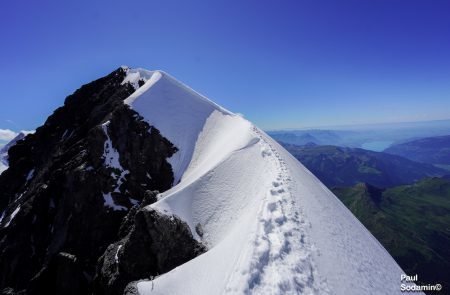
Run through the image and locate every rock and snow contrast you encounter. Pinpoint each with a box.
[0,157,6,175]
[0,132,30,174]
[121,68,416,295]
[0,67,420,295]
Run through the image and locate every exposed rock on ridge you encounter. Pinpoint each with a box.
[0,67,202,294]
[95,191,206,295]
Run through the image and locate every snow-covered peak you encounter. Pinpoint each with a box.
[123,68,228,112]
[121,67,157,90]
[120,68,418,294]
[123,67,232,184]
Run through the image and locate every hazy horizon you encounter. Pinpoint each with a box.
[264,117,450,131]
[3,117,450,150]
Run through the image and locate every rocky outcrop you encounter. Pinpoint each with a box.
[0,67,192,294]
[95,192,206,295]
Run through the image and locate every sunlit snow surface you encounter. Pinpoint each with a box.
[124,69,231,185]
[101,121,129,211]
[121,68,420,295]
[0,143,12,175]
[0,163,7,175]
[4,205,20,228]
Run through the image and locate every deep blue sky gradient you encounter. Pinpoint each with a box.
[1,0,449,131]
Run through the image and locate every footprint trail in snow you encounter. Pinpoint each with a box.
[227,127,330,295]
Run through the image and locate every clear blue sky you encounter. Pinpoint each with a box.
[1,0,449,133]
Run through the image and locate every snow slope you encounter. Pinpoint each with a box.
[124,68,231,185]
[1,140,12,174]
[0,161,6,175]
[123,68,420,295]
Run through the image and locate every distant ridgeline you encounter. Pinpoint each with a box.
[281,141,450,291]
[385,135,450,170]
[281,143,447,188]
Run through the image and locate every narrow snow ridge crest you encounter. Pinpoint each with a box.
[117,69,417,295]
[121,67,158,90]
[123,68,234,184]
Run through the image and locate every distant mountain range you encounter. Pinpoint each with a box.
[268,130,348,146]
[333,178,450,289]
[385,135,450,169]
[268,120,450,152]
[282,143,447,188]
[281,141,450,291]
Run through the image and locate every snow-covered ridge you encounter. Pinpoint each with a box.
[120,67,420,295]
[123,68,232,184]
[121,67,156,90]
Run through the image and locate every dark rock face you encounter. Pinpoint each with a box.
[28,252,89,295]
[0,68,198,294]
[94,193,206,295]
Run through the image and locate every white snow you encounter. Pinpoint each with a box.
[16,190,27,201]
[4,205,21,228]
[0,162,7,175]
[122,67,155,90]
[124,69,232,185]
[119,68,420,294]
[0,143,11,175]
[26,169,35,182]
[150,111,259,243]
[102,122,123,170]
[115,244,123,263]
[101,121,130,210]
[21,130,35,136]
[114,170,129,193]
[103,193,127,211]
